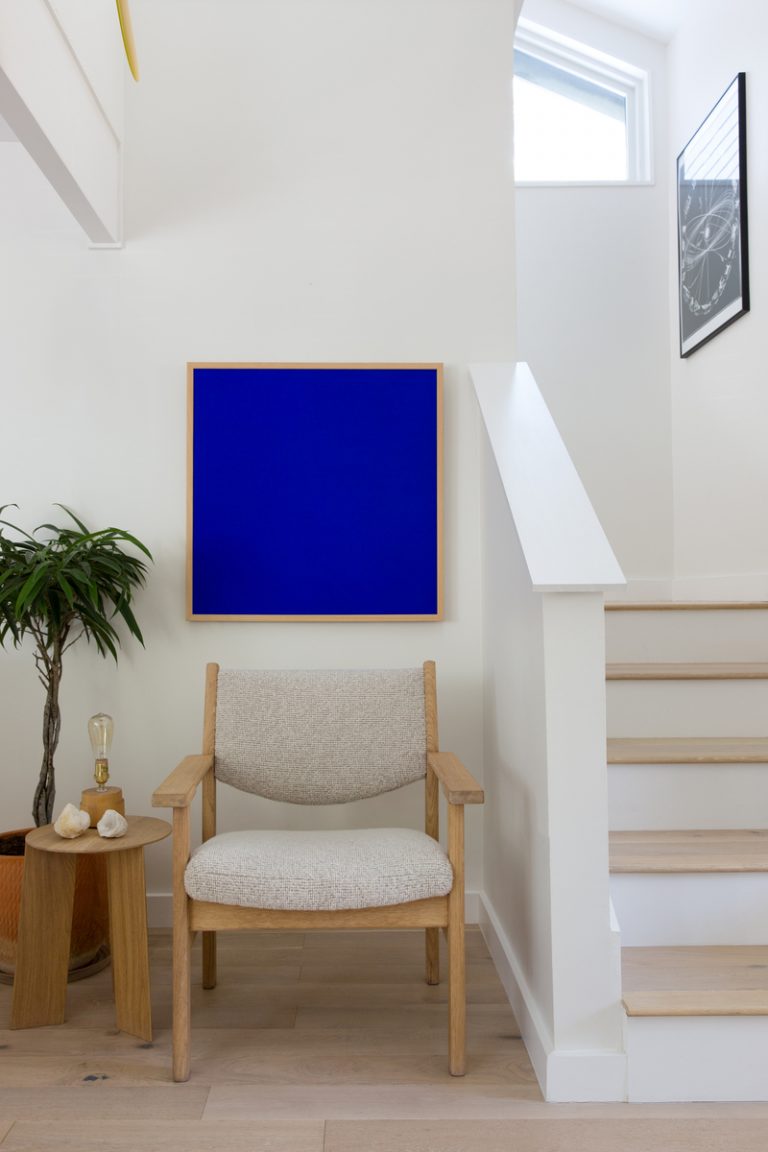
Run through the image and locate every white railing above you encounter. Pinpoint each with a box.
[471,362,625,592]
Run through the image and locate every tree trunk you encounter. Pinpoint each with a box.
[33,656,62,827]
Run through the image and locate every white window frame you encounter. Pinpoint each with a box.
[514,18,652,185]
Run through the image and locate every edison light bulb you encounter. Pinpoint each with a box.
[88,713,114,791]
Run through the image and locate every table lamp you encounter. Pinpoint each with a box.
[80,712,126,827]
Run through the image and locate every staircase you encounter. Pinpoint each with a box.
[605,602,768,1101]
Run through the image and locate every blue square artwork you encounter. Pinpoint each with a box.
[188,363,442,619]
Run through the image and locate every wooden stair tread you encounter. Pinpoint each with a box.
[605,601,768,611]
[610,829,768,873]
[608,736,768,764]
[607,662,768,680]
[622,946,768,1016]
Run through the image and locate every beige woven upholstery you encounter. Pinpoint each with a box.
[185,827,454,911]
[215,668,427,804]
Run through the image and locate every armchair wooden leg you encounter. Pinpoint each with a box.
[172,917,192,1082]
[202,931,217,990]
[447,803,466,1076]
[425,927,440,985]
[172,808,192,1082]
[448,909,466,1075]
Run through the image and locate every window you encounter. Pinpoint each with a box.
[513,20,650,184]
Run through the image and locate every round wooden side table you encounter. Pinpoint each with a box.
[11,815,170,1042]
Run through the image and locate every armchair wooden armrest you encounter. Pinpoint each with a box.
[152,754,214,809]
[427,751,484,805]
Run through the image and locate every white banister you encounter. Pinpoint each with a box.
[473,361,627,1102]
[471,362,625,590]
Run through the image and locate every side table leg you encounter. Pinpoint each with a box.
[107,846,152,1042]
[11,846,75,1029]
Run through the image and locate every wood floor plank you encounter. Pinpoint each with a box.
[0,1119,324,1151]
[609,829,768,872]
[297,959,500,985]
[203,1084,543,1120]
[0,1086,208,1119]
[203,1088,768,1122]
[293,1003,518,1035]
[324,1118,768,1152]
[0,1054,85,1088]
[179,983,506,1009]
[57,990,297,1032]
[608,737,768,764]
[0,1117,13,1143]
[0,1022,518,1062]
[190,1049,534,1087]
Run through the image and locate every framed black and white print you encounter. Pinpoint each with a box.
[677,73,749,357]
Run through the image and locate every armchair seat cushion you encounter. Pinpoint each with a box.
[184,827,454,911]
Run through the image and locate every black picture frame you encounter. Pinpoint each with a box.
[677,72,749,357]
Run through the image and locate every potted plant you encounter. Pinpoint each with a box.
[0,505,152,978]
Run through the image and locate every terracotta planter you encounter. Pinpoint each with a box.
[0,827,110,983]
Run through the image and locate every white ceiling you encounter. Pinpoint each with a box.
[566,0,694,42]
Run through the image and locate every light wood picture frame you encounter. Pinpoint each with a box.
[187,362,443,621]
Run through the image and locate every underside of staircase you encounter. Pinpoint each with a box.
[605,602,768,1101]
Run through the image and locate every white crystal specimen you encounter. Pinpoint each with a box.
[53,803,91,838]
[97,809,128,838]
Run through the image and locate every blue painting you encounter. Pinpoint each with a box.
[188,363,443,620]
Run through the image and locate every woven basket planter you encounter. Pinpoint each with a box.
[0,828,110,984]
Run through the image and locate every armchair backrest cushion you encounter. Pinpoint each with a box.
[214,667,427,804]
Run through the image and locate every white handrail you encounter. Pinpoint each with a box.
[471,362,625,591]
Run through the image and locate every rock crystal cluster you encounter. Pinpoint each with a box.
[96,809,128,838]
[53,804,91,838]
[53,804,128,839]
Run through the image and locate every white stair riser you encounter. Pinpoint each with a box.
[609,763,768,830]
[626,1015,768,1101]
[606,611,768,663]
[607,679,768,737]
[611,873,768,946]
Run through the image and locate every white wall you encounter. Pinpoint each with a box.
[515,0,673,580]
[0,0,519,902]
[669,1,768,578]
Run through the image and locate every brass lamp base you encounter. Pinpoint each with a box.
[80,786,125,828]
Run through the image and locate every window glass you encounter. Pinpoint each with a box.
[514,23,650,184]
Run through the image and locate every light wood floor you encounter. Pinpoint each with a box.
[2,929,768,1150]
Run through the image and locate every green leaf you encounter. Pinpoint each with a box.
[54,505,89,534]
[14,562,53,616]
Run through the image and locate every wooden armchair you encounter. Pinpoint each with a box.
[152,661,483,1081]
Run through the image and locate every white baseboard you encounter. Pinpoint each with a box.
[147,892,173,928]
[477,891,626,1102]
